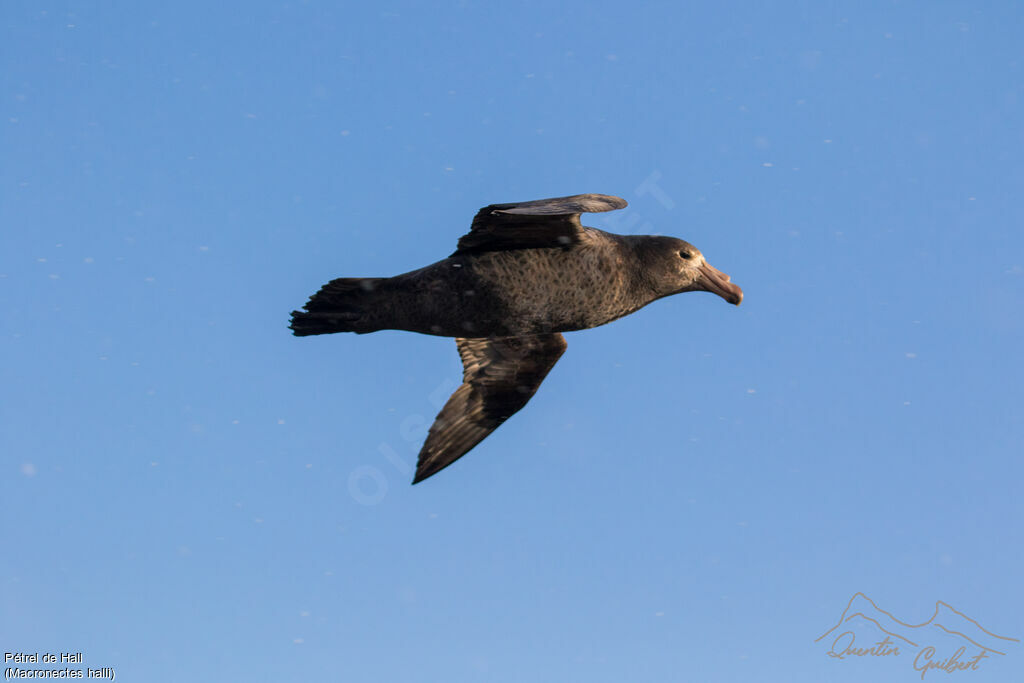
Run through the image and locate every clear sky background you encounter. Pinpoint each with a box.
[2,2,1022,682]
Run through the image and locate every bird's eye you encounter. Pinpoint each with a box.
[679,249,694,260]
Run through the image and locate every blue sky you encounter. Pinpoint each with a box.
[2,2,1022,681]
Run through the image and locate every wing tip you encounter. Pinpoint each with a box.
[585,193,628,210]
[411,459,445,485]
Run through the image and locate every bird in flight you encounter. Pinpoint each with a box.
[291,194,742,483]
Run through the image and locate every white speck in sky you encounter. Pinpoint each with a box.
[83,257,94,263]
[905,352,917,359]
[747,388,756,394]
[21,463,37,477]
[762,162,773,167]
[292,638,304,644]
[277,419,285,425]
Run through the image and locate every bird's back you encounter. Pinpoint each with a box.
[463,228,652,334]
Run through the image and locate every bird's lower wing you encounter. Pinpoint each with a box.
[413,334,568,484]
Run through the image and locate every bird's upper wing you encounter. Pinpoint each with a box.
[413,333,568,483]
[453,193,627,255]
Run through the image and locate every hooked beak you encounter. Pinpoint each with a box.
[695,261,743,305]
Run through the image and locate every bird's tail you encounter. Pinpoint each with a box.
[290,277,387,336]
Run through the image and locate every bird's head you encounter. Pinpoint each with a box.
[633,236,743,305]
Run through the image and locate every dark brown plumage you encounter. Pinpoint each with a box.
[291,193,742,483]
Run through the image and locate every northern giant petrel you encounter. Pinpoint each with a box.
[290,194,743,483]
